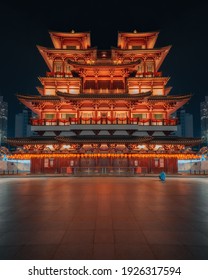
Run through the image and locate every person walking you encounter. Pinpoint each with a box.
[159,171,166,182]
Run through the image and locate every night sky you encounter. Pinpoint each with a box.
[1,0,208,137]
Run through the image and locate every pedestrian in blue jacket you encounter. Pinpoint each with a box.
[159,171,166,182]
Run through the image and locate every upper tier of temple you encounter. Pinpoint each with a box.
[18,29,190,121]
[38,30,171,73]
[49,29,159,50]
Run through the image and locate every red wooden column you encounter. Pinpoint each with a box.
[76,102,80,120]
[56,109,59,121]
[149,107,152,123]
[165,109,168,119]
[94,102,98,120]
[62,59,65,74]
[128,103,132,121]
[110,103,114,120]
[173,158,178,173]
[153,58,156,74]
[164,158,168,173]
[30,158,34,173]
[139,82,141,93]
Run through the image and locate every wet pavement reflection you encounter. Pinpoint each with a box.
[0,177,208,260]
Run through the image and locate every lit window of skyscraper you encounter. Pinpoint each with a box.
[200,96,208,145]
[0,96,8,145]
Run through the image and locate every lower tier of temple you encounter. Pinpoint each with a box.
[30,156,178,175]
[6,135,201,175]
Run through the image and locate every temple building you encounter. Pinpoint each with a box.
[7,29,201,174]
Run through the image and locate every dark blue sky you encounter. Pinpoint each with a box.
[1,0,208,137]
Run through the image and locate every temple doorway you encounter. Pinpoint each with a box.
[74,157,132,175]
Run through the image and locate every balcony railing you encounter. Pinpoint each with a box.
[46,71,162,79]
[46,72,71,78]
[30,117,178,126]
[83,89,124,94]
[135,72,162,78]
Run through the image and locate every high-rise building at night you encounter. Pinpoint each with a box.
[175,108,193,137]
[15,109,34,138]
[200,96,208,145]
[0,96,8,145]
[7,29,201,174]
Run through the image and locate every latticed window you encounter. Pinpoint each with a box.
[154,158,159,167]
[61,113,76,119]
[65,65,71,73]
[44,158,49,168]
[137,64,144,73]
[55,64,62,72]
[49,158,54,167]
[154,114,163,119]
[82,112,93,118]
[116,112,126,118]
[132,114,147,119]
[44,158,54,168]
[45,114,55,119]
[54,60,63,72]
[145,57,154,73]
[159,158,164,168]
[146,64,153,72]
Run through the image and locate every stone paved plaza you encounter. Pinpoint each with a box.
[0,176,208,260]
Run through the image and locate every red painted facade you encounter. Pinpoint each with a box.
[30,156,178,175]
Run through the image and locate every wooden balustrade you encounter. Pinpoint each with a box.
[30,117,178,126]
